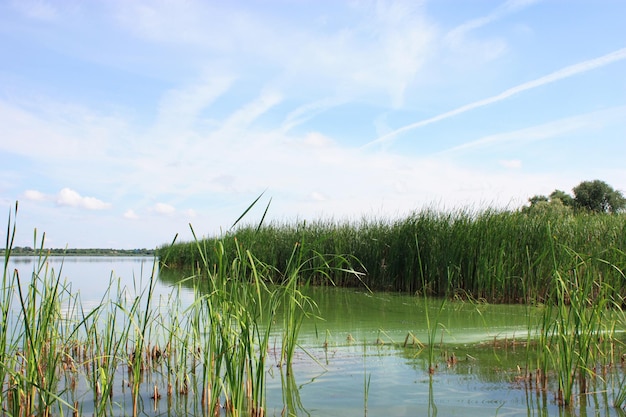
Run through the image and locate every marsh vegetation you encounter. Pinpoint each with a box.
[159,208,626,303]
[2,201,626,416]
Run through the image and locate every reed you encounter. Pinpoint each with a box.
[79,274,139,416]
[528,225,625,408]
[159,208,626,303]
[0,203,17,414]
[1,206,85,417]
[417,236,446,374]
[3,199,625,415]
[612,294,626,410]
[179,220,334,415]
[0,200,337,416]
[614,372,626,409]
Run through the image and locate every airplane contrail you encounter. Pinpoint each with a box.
[363,47,626,148]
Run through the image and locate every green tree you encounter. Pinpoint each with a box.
[572,179,626,213]
[528,195,549,205]
[523,195,571,215]
[549,189,575,207]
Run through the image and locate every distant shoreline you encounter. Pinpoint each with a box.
[0,248,155,257]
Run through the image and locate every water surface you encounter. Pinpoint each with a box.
[3,256,624,416]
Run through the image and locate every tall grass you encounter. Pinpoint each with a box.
[524,224,626,408]
[0,201,360,416]
[159,204,626,410]
[2,201,626,414]
[159,209,626,303]
[173,222,361,416]
[0,203,16,414]
[1,203,83,416]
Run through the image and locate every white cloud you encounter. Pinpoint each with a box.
[23,189,47,202]
[156,74,234,132]
[3,0,626,251]
[442,106,626,154]
[301,132,334,148]
[445,0,542,44]
[123,209,139,220]
[153,203,176,215]
[22,188,111,210]
[0,99,125,162]
[499,159,522,169]
[311,192,327,202]
[281,98,345,133]
[56,188,111,210]
[113,1,436,106]
[365,47,626,147]
[218,90,283,133]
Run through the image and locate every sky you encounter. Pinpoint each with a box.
[1,0,625,249]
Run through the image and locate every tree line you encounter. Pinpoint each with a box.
[0,247,155,256]
[524,179,625,214]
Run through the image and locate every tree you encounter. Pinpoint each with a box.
[549,189,575,208]
[523,194,571,215]
[528,195,549,205]
[572,179,626,213]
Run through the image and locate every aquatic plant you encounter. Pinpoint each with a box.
[159,208,626,303]
[417,236,446,374]
[0,200,357,417]
[528,225,625,408]
[1,204,81,416]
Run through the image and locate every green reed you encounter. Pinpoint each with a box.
[3,199,625,415]
[416,235,447,374]
[81,275,138,416]
[1,204,86,417]
[182,222,325,416]
[277,242,316,372]
[612,287,626,410]
[159,209,626,303]
[0,203,17,414]
[527,225,625,408]
[1,199,351,417]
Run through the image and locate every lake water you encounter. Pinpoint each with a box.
[3,256,625,417]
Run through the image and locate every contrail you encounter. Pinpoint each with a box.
[363,47,626,148]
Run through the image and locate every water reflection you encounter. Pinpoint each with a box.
[428,376,437,417]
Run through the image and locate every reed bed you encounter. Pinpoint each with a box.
[0,203,360,417]
[3,200,626,414]
[524,234,626,408]
[159,208,626,303]
[159,204,626,410]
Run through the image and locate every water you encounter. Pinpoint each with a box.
[272,287,626,417]
[2,256,625,416]
[6,255,169,301]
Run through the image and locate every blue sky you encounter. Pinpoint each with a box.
[1,0,625,249]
